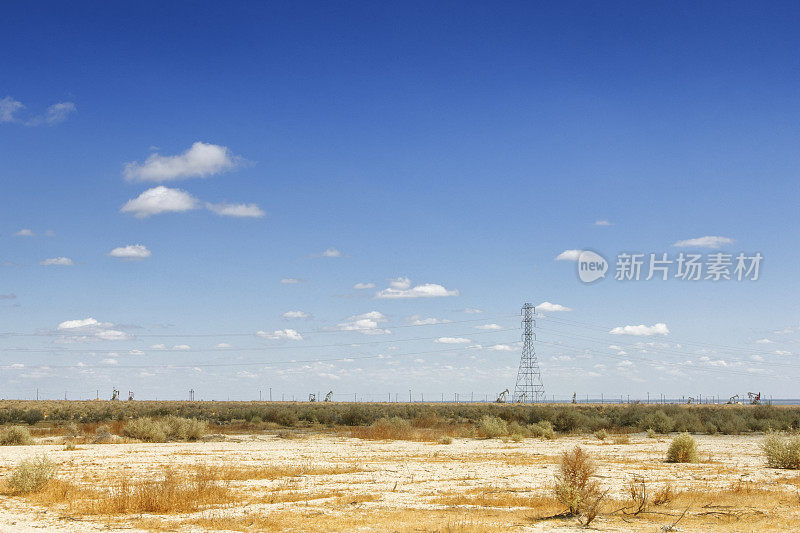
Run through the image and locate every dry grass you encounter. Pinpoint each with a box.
[211,462,363,481]
[433,486,561,511]
[350,417,454,442]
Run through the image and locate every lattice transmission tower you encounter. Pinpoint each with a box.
[512,303,545,402]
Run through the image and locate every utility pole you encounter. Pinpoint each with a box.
[512,303,545,402]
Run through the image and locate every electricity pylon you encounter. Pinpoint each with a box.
[512,303,545,402]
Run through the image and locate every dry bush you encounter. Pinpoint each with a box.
[653,483,676,506]
[529,420,555,439]
[666,432,698,463]
[213,462,361,481]
[762,432,800,469]
[594,429,609,440]
[93,425,113,443]
[7,455,57,494]
[612,434,631,445]
[510,433,524,442]
[478,416,508,438]
[625,477,648,515]
[351,417,413,440]
[646,428,657,439]
[64,441,77,451]
[122,416,207,442]
[438,436,453,445]
[0,426,33,445]
[554,446,600,516]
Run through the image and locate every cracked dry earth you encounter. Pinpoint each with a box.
[0,433,798,532]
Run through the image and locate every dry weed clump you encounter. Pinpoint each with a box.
[594,429,609,440]
[478,416,508,438]
[93,425,113,443]
[7,455,57,494]
[762,432,800,469]
[0,425,33,445]
[123,416,207,442]
[554,446,602,517]
[666,432,698,463]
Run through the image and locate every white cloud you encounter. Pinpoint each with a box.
[215,343,232,348]
[537,301,572,312]
[0,96,24,123]
[14,229,35,237]
[435,337,472,344]
[206,202,265,218]
[257,329,303,341]
[462,308,483,314]
[40,257,74,266]
[555,249,583,261]
[375,277,459,299]
[353,282,376,290]
[41,102,76,125]
[489,344,514,351]
[336,311,390,335]
[321,247,342,258]
[173,344,191,351]
[108,244,151,260]
[129,349,145,355]
[409,315,451,326]
[594,220,612,226]
[121,186,199,218]
[281,278,303,284]
[610,323,670,336]
[672,236,734,249]
[475,323,502,330]
[101,358,118,365]
[282,310,309,319]
[57,317,132,341]
[150,344,167,349]
[754,338,773,344]
[775,350,792,356]
[124,142,242,182]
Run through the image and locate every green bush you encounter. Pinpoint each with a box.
[529,420,556,439]
[666,432,698,463]
[478,415,508,438]
[642,410,673,434]
[123,416,207,442]
[8,455,57,494]
[93,425,114,443]
[438,435,453,445]
[594,429,608,440]
[762,432,800,469]
[0,426,33,445]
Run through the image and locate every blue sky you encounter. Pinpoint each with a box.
[1,1,799,401]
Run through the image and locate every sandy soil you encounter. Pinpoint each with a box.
[0,433,795,532]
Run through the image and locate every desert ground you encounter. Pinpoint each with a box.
[0,430,798,532]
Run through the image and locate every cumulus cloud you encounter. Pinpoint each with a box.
[537,301,572,312]
[121,186,199,218]
[409,315,451,326]
[335,311,390,335]
[256,329,303,341]
[375,277,459,299]
[173,344,191,351]
[609,323,670,336]
[435,337,472,344]
[282,310,309,319]
[0,96,24,123]
[14,229,34,237]
[462,308,483,314]
[321,247,342,258]
[594,220,612,226]
[56,317,132,341]
[215,343,232,348]
[353,282,376,290]
[108,244,151,260]
[206,202,265,218]
[281,278,303,284]
[123,142,242,182]
[489,344,514,351]
[555,249,583,261]
[754,338,773,344]
[39,257,74,266]
[0,97,75,125]
[475,323,503,330]
[672,236,733,249]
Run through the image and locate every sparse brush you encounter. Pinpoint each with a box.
[122,417,207,442]
[437,436,453,445]
[510,433,524,442]
[625,477,648,516]
[478,416,508,438]
[652,483,675,505]
[528,420,555,440]
[762,432,800,469]
[554,446,600,516]
[612,434,631,445]
[666,432,698,463]
[64,441,77,451]
[594,429,608,440]
[8,455,57,494]
[0,426,33,446]
[646,428,657,439]
[93,425,113,443]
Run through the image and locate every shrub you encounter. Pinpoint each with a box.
[666,432,698,463]
[642,410,673,434]
[64,441,77,451]
[438,436,453,445]
[529,420,555,439]
[7,455,57,494]
[762,432,800,469]
[478,416,507,438]
[554,446,600,516]
[0,426,33,445]
[122,417,207,442]
[93,425,114,443]
[646,428,656,439]
[510,433,524,442]
[612,434,631,445]
[594,429,608,440]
